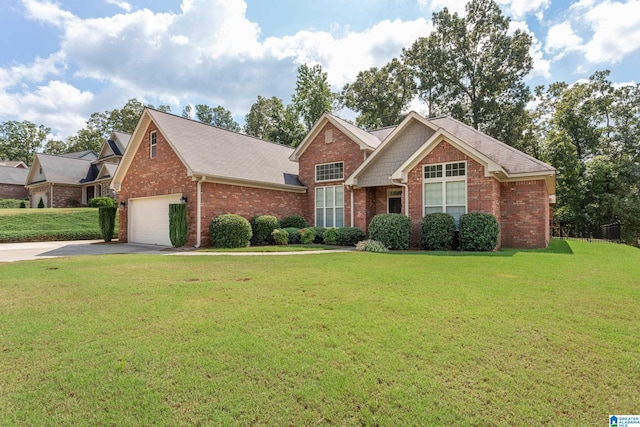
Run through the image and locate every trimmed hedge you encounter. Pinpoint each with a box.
[169,203,188,247]
[0,199,26,209]
[0,230,103,243]
[209,214,252,248]
[368,213,412,250]
[88,197,116,208]
[309,227,326,244]
[284,227,301,244]
[336,227,366,246]
[250,215,279,246]
[300,228,316,244]
[459,212,499,251]
[280,215,307,229]
[98,206,117,242]
[271,228,289,245]
[420,213,456,250]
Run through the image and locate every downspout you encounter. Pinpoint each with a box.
[392,178,409,217]
[349,185,354,227]
[195,176,206,248]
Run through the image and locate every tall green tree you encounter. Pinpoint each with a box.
[292,64,334,131]
[341,58,416,130]
[194,104,241,132]
[0,120,50,165]
[402,0,533,145]
[244,96,305,146]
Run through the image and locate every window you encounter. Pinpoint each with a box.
[315,186,344,227]
[150,131,157,158]
[423,161,467,224]
[315,162,344,182]
[388,189,402,214]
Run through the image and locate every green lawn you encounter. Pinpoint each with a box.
[0,240,638,425]
[200,244,338,252]
[0,208,117,242]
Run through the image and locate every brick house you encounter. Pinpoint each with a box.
[112,108,555,248]
[0,163,29,200]
[25,132,130,208]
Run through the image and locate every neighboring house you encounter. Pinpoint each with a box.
[0,164,29,199]
[0,160,28,169]
[25,132,131,208]
[112,108,555,248]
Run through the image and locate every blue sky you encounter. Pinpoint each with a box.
[1,0,639,140]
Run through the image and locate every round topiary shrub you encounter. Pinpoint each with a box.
[37,197,44,208]
[323,228,338,245]
[420,212,456,250]
[458,212,499,251]
[88,197,116,208]
[336,227,366,246]
[280,215,307,229]
[300,228,316,244]
[283,227,301,244]
[209,214,252,248]
[368,213,412,250]
[250,215,279,246]
[271,228,289,245]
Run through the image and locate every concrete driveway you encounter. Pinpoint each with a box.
[0,240,170,263]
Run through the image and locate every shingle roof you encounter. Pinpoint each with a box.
[61,150,98,161]
[0,160,27,168]
[33,154,93,185]
[428,116,555,174]
[147,109,302,187]
[368,126,396,142]
[0,165,29,185]
[326,114,383,150]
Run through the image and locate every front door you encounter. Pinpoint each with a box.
[388,197,402,214]
[86,186,94,204]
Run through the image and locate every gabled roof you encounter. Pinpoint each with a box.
[112,108,304,192]
[0,164,29,185]
[26,153,93,187]
[60,150,98,161]
[345,112,555,193]
[0,160,28,168]
[97,131,131,161]
[290,113,383,161]
[98,163,117,180]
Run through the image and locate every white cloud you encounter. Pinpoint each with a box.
[22,0,76,27]
[545,23,583,55]
[582,0,640,63]
[106,0,132,12]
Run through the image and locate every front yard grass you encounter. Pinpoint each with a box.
[200,244,338,252]
[0,208,118,242]
[0,240,638,425]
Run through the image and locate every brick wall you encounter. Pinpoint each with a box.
[0,183,27,199]
[500,180,550,248]
[117,121,197,244]
[52,185,83,207]
[406,140,501,247]
[298,122,368,227]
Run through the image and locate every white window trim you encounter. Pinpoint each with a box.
[422,161,468,218]
[315,161,344,182]
[315,185,344,228]
[150,131,157,159]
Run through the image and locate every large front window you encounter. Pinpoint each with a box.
[423,162,467,224]
[315,186,344,227]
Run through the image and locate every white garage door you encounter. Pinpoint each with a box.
[129,194,182,245]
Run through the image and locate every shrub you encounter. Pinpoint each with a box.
[284,227,301,244]
[169,203,188,247]
[280,215,307,229]
[355,239,389,252]
[209,214,252,248]
[309,226,326,243]
[271,228,289,245]
[368,213,412,250]
[250,215,279,246]
[336,227,366,246]
[459,212,500,251]
[19,201,25,208]
[0,199,24,209]
[420,213,456,250]
[37,197,44,208]
[88,197,116,208]
[98,206,117,242]
[323,228,338,245]
[300,228,316,244]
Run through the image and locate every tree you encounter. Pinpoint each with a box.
[0,120,50,165]
[341,58,416,130]
[43,139,68,155]
[402,0,533,145]
[292,64,334,131]
[194,104,241,132]
[244,96,285,140]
